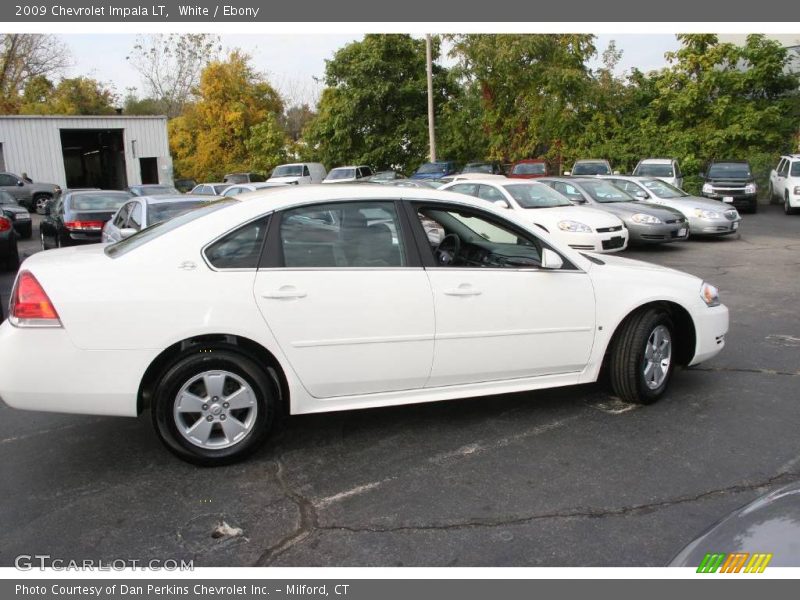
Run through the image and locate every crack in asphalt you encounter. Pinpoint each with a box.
[690,366,799,376]
[253,456,319,566]
[313,471,800,535]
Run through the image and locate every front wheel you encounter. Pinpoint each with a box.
[785,194,797,215]
[34,195,51,215]
[152,347,276,466]
[608,309,675,404]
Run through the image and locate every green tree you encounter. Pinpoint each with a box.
[169,51,286,180]
[303,34,454,173]
[19,76,117,115]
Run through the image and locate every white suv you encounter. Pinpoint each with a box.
[632,158,684,189]
[769,155,800,215]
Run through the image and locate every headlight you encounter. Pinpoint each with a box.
[744,183,756,194]
[631,213,662,225]
[693,208,720,219]
[557,220,592,233]
[793,186,800,196]
[702,183,713,194]
[700,282,720,307]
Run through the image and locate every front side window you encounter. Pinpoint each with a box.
[477,185,505,202]
[551,181,585,203]
[449,183,478,197]
[279,201,405,269]
[415,205,542,269]
[205,217,270,269]
[128,203,143,230]
[779,160,790,177]
[114,203,134,227]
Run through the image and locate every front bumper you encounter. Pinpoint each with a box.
[689,304,729,366]
[702,191,757,210]
[626,221,689,244]
[688,215,741,236]
[0,322,154,417]
[562,227,629,253]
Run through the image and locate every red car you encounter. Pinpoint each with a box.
[508,159,550,179]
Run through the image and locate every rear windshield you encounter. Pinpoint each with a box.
[224,174,248,184]
[327,168,356,180]
[635,164,674,177]
[708,163,751,178]
[512,162,546,175]
[105,199,237,258]
[572,162,611,175]
[463,163,493,173]
[149,200,209,225]
[68,193,130,211]
[416,163,447,175]
[503,184,571,208]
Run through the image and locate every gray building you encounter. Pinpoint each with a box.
[0,115,173,189]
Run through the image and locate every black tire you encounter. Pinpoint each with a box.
[608,308,675,405]
[33,194,51,215]
[151,346,276,466]
[785,194,796,216]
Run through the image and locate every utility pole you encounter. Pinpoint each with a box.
[425,34,436,163]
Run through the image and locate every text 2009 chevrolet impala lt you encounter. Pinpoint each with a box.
[0,186,729,465]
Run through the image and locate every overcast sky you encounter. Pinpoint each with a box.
[60,34,682,107]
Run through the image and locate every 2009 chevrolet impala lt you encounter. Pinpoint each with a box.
[0,186,729,465]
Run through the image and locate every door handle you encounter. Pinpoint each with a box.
[261,286,307,299]
[444,284,482,297]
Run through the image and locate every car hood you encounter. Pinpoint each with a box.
[519,205,622,230]
[591,201,683,220]
[669,482,800,568]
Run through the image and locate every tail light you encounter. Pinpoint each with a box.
[9,271,62,328]
[64,220,105,231]
[0,216,11,232]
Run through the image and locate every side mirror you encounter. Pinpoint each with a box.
[635,190,648,199]
[17,180,24,187]
[563,171,571,176]
[540,249,564,270]
[119,227,137,239]
[493,199,510,209]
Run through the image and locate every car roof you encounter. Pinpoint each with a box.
[67,190,131,196]
[638,158,673,164]
[574,159,609,163]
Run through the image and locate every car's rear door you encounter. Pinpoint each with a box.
[408,201,596,387]
[253,199,435,398]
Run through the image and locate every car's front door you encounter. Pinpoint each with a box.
[253,200,435,398]
[410,203,596,387]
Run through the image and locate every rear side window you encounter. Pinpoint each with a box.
[205,217,270,269]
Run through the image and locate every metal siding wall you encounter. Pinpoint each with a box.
[0,117,170,188]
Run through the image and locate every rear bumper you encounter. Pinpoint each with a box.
[0,322,154,417]
[689,304,729,366]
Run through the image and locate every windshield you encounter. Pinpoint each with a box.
[503,183,572,208]
[512,162,546,175]
[416,163,447,175]
[572,162,611,175]
[149,200,210,225]
[791,162,800,177]
[635,164,674,177]
[272,165,303,177]
[708,163,751,179]
[68,193,131,211]
[105,199,237,258]
[463,163,493,173]
[640,179,688,199]
[327,168,356,180]
[578,180,634,203]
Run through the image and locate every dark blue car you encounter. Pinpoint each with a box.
[410,161,459,180]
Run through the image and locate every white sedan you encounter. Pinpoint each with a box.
[0,186,729,465]
[442,179,629,253]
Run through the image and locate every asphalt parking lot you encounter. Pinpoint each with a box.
[0,207,798,568]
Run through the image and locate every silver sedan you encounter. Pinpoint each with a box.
[603,176,742,237]
[102,194,219,243]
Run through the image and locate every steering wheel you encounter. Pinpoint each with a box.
[435,233,461,266]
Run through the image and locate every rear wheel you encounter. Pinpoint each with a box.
[34,195,51,215]
[608,308,675,404]
[151,347,276,466]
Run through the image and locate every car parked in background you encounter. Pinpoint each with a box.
[40,190,132,249]
[0,214,19,271]
[566,160,614,176]
[461,161,506,175]
[0,190,32,239]
[508,159,550,179]
[368,170,406,182]
[768,154,800,215]
[410,161,460,180]
[102,195,215,243]
[442,179,629,253]
[191,183,230,196]
[269,162,327,185]
[224,172,266,184]
[0,172,61,214]
[221,182,290,196]
[602,176,741,237]
[125,184,180,197]
[174,178,197,193]
[323,165,374,183]
[0,184,729,464]
[632,158,684,189]
[700,160,758,213]
[540,177,688,245]
[383,179,440,189]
